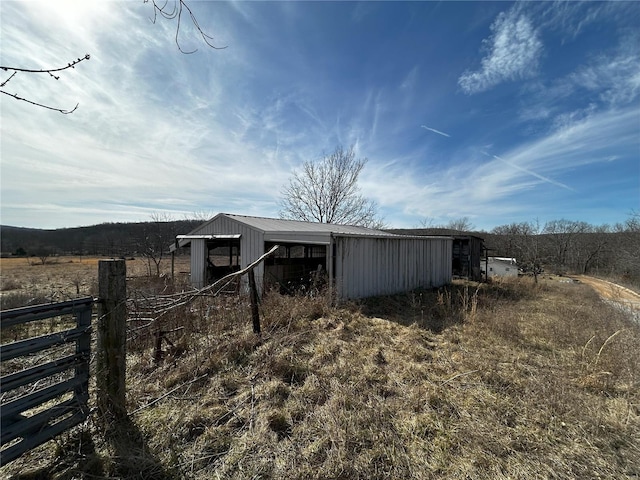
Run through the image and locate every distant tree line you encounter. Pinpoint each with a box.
[483,213,640,284]
[0,218,200,269]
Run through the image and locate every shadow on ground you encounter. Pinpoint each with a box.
[8,415,174,480]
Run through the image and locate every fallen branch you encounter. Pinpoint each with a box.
[131,244,280,322]
[129,374,207,416]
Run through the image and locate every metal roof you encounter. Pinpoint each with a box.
[176,234,241,240]
[198,213,398,237]
[170,233,242,252]
[171,215,452,254]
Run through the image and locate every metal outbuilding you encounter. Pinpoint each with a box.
[171,213,452,300]
[388,229,485,282]
[483,257,519,279]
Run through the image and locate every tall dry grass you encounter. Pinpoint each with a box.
[2,275,639,479]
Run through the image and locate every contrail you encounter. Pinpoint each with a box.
[490,153,574,191]
[421,125,451,138]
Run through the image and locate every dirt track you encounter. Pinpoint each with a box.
[571,275,640,317]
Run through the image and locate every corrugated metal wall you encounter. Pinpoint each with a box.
[334,236,452,299]
[190,239,207,288]
[190,215,265,290]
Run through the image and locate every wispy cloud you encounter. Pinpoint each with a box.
[366,105,638,227]
[459,8,542,94]
[533,1,637,41]
[421,125,451,138]
[1,1,635,230]
[570,38,640,106]
[515,32,640,139]
[487,154,573,191]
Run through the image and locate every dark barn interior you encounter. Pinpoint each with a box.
[264,242,327,293]
[206,238,241,283]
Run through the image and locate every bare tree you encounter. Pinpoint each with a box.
[624,209,640,232]
[185,210,215,222]
[30,245,56,266]
[573,226,610,275]
[543,219,589,273]
[612,210,640,280]
[417,217,436,228]
[415,216,474,231]
[279,145,383,228]
[491,220,544,282]
[491,222,525,258]
[445,217,475,232]
[140,212,176,277]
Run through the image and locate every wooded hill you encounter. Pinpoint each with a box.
[0,220,200,257]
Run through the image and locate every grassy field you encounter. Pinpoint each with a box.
[1,259,639,479]
[0,256,191,310]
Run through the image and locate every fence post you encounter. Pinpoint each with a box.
[97,259,127,424]
[248,269,261,334]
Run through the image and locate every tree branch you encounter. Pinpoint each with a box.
[146,0,227,53]
[0,54,90,75]
[0,54,90,114]
[0,90,79,114]
[0,71,17,87]
[2,0,223,115]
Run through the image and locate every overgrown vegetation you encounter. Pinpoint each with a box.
[2,275,638,479]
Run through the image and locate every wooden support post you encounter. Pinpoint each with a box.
[97,259,127,424]
[248,269,261,334]
[154,330,163,363]
[171,251,175,283]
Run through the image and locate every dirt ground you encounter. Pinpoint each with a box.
[570,274,640,316]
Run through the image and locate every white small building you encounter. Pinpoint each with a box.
[171,213,453,300]
[483,257,518,278]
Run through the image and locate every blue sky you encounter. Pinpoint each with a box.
[1,1,638,230]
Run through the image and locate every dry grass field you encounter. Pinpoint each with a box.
[0,256,191,310]
[1,259,639,479]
